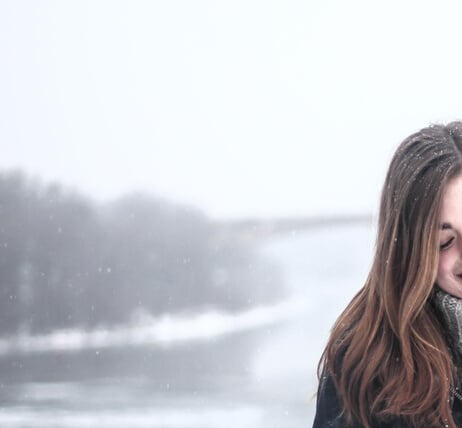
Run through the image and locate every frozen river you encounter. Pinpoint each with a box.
[0,221,374,427]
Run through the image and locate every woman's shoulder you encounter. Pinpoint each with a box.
[312,370,345,428]
[312,371,411,428]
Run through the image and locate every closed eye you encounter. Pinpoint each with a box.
[440,237,455,251]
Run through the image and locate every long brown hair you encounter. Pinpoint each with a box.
[319,122,462,427]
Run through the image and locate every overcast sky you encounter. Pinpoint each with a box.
[2,0,462,219]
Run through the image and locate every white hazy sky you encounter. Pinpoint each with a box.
[2,0,462,219]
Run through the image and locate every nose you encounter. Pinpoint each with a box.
[457,238,462,253]
[454,239,462,268]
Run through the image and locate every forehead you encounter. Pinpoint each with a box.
[440,175,462,222]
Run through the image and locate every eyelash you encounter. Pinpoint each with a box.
[440,237,455,251]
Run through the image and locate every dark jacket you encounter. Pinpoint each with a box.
[313,372,462,427]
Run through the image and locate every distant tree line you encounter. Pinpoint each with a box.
[0,171,285,335]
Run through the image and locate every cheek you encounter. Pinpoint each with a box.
[437,252,454,281]
[436,250,462,297]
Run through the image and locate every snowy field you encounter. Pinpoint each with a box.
[0,222,374,427]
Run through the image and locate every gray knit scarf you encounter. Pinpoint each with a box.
[432,287,462,358]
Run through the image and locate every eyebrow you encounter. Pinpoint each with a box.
[441,222,453,230]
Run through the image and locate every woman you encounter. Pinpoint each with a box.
[313,122,462,427]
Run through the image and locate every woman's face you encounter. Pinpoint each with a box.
[437,174,462,298]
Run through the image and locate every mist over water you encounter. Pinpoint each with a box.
[256,222,374,424]
[0,221,374,427]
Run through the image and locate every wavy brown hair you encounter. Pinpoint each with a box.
[318,122,462,427]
